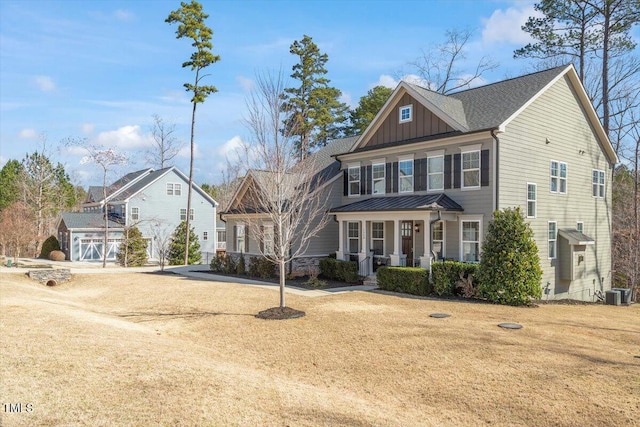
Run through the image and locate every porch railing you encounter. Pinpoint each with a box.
[358,256,370,277]
[216,241,226,250]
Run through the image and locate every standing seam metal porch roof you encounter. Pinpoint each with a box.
[330,194,463,213]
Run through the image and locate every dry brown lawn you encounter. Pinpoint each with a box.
[1,272,639,426]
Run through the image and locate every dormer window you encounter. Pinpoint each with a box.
[399,104,413,123]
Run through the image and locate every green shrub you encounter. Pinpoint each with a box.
[236,252,246,275]
[305,276,327,288]
[39,235,60,259]
[377,267,430,295]
[478,207,543,306]
[223,255,237,274]
[117,226,148,267]
[319,258,359,283]
[210,253,225,273]
[248,256,276,279]
[168,221,201,265]
[431,261,479,296]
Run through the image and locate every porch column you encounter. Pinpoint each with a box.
[358,220,370,275]
[390,219,402,266]
[336,219,345,261]
[420,214,432,269]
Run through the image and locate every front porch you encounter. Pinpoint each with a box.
[330,194,482,276]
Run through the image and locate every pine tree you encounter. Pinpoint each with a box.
[168,221,202,265]
[282,35,348,160]
[117,226,148,267]
[348,86,393,135]
[478,207,543,306]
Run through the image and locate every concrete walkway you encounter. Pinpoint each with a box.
[0,258,377,298]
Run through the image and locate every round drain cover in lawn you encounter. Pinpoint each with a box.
[498,322,523,329]
[430,313,451,318]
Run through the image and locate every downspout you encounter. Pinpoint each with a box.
[491,129,500,212]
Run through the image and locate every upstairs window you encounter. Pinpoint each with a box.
[180,208,194,221]
[203,231,208,241]
[548,221,557,259]
[592,169,605,198]
[550,161,567,194]
[174,183,182,196]
[131,207,139,221]
[576,222,584,234]
[348,167,360,196]
[167,183,174,195]
[399,104,413,123]
[527,183,536,218]
[372,163,385,194]
[399,159,414,193]
[462,150,480,189]
[427,155,444,191]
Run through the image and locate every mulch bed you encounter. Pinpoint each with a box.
[255,306,306,320]
[195,271,361,290]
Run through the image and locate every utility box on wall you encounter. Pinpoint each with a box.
[558,229,594,282]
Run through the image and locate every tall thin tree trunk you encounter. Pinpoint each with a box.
[184,74,198,265]
[601,1,610,136]
[279,259,286,308]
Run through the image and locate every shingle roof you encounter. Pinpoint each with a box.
[110,167,173,201]
[559,228,595,245]
[407,83,468,129]
[60,212,124,230]
[330,194,463,213]
[447,65,567,131]
[85,168,151,203]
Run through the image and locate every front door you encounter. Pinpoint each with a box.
[401,221,414,266]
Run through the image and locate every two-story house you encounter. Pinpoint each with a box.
[57,166,218,263]
[330,64,617,301]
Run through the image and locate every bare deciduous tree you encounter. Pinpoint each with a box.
[408,28,499,94]
[235,70,333,311]
[0,202,35,258]
[146,114,183,169]
[151,221,174,272]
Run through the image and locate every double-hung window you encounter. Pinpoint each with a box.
[131,207,139,221]
[576,222,584,234]
[348,222,360,253]
[263,223,274,255]
[236,225,245,252]
[371,222,384,255]
[174,183,182,196]
[348,166,360,196]
[167,183,174,195]
[372,163,385,194]
[432,221,444,260]
[461,220,481,262]
[399,159,414,193]
[527,183,536,218]
[592,170,605,198]
[548,222,557,259]
[550,161,567,193]
[462,150,480,189]
[180,208,194,221]
[203,231,208,241]
[427,155,444,191]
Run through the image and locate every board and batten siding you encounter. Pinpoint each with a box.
[303,178,342,256]
[128,170,217,258]
[363,93,456,148]
[499,74,613,300]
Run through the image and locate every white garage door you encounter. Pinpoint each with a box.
[79,239,122,261]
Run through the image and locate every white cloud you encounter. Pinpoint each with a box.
[481,5,541,45]
[236,76,254,92]
[96,125,153,149]
[0,156,6,168]
[19,128,38,139]
[372,74,399,89]
[178,143,202,159]
[114,9,133,22]
[454,74,489,90]
[34,75,56,92]
[340,92,355,109]
[81,123,95,134]
[62,145,90,157]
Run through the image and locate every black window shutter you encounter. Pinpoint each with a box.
[343,170,348,196]
[453,153,461,189]
[244,227,249,253]
[415,158,427,192]
[385,162,392,193]
[444,155,452,189]
[481,149,490,187]
[360,165,366,195]
[366,165,372,194]
[392,162,399,193]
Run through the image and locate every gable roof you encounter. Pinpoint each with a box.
[60,212,124,230]
[350,65,617,164]
[83,167,218,207]
[225,135,359,215]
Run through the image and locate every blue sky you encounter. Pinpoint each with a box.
[1,0,581,186]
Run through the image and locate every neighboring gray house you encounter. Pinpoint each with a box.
[58,166,218,262]
[330,64,617,301]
